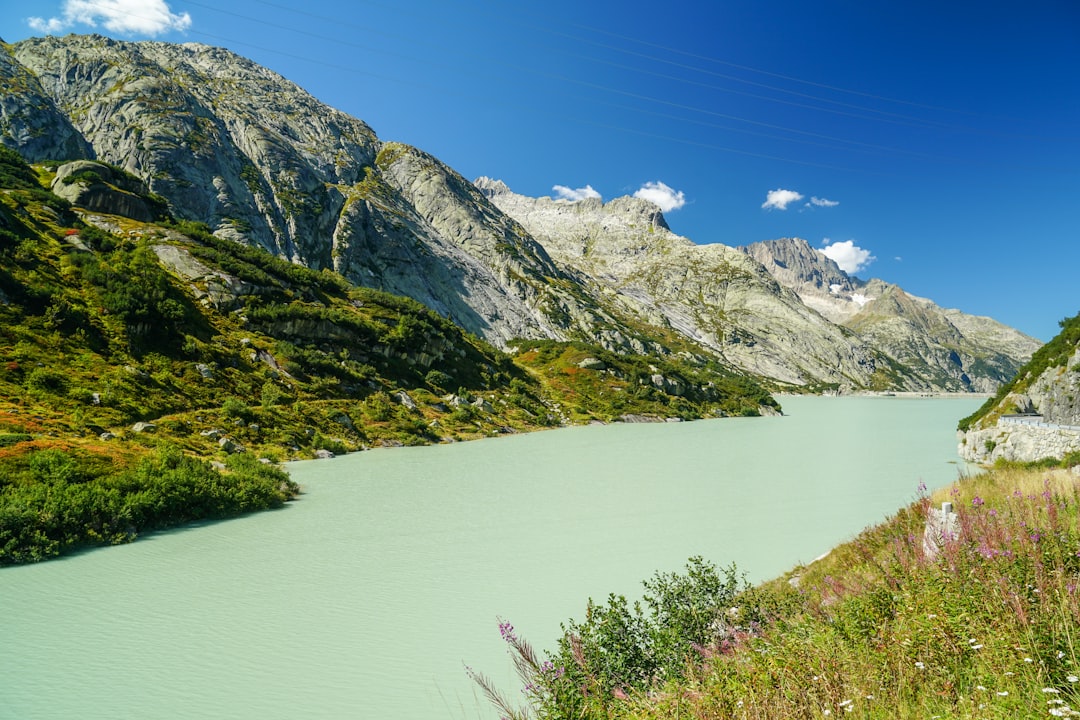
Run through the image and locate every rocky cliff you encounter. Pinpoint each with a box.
[2,34,629,347]
[959,313,1080,464]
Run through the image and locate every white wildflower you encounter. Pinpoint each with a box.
[971,644,984,650]
[1045,688,1062,693]
[997,690,1009,696]
[1068,675,1079,683]
[977,685,987,691]
[839,700,852,706]
[915,661,926,669]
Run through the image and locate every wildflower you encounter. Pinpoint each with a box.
[988,508,998,517]
[1044,688,1062,694]
[823,710,831,716]
[1026,657,1035,663]
[865,695,874,700]
[997,691,1009,696]
[1005,671,1016,676]
[1058,651,1066,659]
[971,644,984,650]
[1068,675,1079,683]
[736,700,744,707]
[977,685,987,691]
[972,496,984,507]
[915,661,926,669]
[839,700,852,707]
[1049,708,1068,717]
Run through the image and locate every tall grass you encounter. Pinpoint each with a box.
[481,466,1080,718]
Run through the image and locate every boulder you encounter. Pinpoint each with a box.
[51,161,157,221]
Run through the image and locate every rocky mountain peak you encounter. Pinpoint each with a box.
[473,176,511,196]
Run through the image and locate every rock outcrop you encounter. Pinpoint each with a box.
[959,316,1080,464]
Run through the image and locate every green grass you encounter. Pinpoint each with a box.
[481,464,1080,719]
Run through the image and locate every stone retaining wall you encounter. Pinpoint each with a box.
[959,422,1080,464]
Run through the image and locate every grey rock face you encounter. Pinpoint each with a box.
[0,43,91,161]
[4,35,634,349]
[51,160,156,221]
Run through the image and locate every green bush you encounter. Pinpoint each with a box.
[0,446,296,564]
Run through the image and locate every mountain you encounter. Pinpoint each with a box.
[958,312,1080,464]
[741,238,1041,392]
[478,181,1039,392]
[0,34,1038,393]
[0,145,779,563]
[3,34,627,349]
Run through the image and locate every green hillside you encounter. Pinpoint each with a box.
[0,148,775,563]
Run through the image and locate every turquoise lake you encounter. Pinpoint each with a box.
[0,395,982,719]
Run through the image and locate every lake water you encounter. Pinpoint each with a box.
[0,395,981,719]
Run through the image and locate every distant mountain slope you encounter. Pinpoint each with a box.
[741,238,1041,392]
[476,178,892,389]
[479,180,1038,392]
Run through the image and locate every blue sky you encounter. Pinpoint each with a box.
[3,0,1078,340]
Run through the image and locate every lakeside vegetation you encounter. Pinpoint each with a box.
[478,461,1080,719]
[0,147,778,564]
[959,312,1080,432]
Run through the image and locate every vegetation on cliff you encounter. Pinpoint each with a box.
[0,147,776,563]
[959,312,1080,432]
[479,465,1080,718]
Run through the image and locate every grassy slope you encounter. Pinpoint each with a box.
[488,463,1080,719]
[0,148,776,563]
[959,312,1080,431]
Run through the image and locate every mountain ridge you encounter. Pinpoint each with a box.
[479,179,1039,392]
[1,33,1039,393]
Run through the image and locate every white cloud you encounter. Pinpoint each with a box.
[552,184,601,202]
[27,16,68,33]
[634,181,686,212]
[821,239,876,275]
[809,196,839,208]
[28,0,192,37]
[761,188,804,211]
